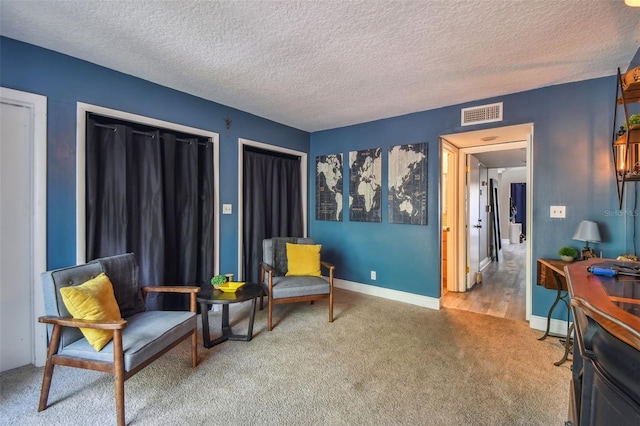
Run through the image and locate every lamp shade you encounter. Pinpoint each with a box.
[572,220,601,243]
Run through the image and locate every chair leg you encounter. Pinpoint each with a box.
[113,330,126,426]
[268,298,273,331]
[191,329,198,367]
[38,324,62,412]
[329,292,334,323]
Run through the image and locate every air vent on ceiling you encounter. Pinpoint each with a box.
[461,102,503,126]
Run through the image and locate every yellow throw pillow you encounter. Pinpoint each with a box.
[285,243,322,277]
[60,273,122,351]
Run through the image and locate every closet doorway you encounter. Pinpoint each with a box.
[238,138,307,282]
[76,103,220,310]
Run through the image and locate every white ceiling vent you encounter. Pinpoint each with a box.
[461,102,503,126]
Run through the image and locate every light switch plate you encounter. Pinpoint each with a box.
[222,204,232,214]
[550,205,566,218]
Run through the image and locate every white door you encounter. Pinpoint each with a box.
[478,163,489,264]
[0,88,47,370]
[466,154,481,289]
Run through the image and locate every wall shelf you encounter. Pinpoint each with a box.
[612,67,640,208]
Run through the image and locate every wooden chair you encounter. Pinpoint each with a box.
[259,238,335,330]
[38,253,199,426]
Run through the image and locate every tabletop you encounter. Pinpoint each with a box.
[197,282,262,304]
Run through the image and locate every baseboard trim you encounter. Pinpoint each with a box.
[334,278,441,310]
[529,314,571,336]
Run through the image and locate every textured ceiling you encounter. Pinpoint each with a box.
[1,1,639,132]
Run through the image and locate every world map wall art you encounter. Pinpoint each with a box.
[388,143,428,225]
[349,148,382,223]
[315,153,344,221]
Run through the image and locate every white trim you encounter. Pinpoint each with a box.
[0,87,47,367]
[334,278,441,310]
[440,141,459,293]
[237,138,308,280]
[525,131,534,321]
[75,103,220,273]
[529,314,571,336]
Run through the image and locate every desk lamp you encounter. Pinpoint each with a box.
[572,220,601,259]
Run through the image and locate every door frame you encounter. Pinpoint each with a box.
[441,141,458,293]
[0,87,47,367]
[237,138,308,280]
[443,124,533,321]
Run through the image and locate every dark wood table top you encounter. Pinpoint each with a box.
[197,282,262,304]
[566,258,640,351]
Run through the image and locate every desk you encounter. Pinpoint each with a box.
[536,258,573,365]
[197,283,262,348]
[566,259,640,425]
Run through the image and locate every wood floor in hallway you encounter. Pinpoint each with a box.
[442,241,526,321]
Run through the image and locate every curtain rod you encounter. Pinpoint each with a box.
[93,122,210,146]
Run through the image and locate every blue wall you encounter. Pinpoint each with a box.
[2,36,637,321]
[0,37,309,274]
[310,77,636,319]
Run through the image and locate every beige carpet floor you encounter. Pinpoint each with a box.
[0,288,570,425]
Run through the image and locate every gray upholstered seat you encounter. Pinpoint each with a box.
[260,238,335,330]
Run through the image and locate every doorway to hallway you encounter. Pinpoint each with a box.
[440,123,533,321]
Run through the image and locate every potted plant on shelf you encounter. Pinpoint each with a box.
[558,246,578,262]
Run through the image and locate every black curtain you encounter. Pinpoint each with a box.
[510,182,527,237]
[243,147,303,283]
[86,115,214,310]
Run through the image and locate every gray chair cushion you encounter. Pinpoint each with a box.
[270,276,330,299]
[41,262,104,349]
[271,237,298,276]
[58,311,195,372]
[90,253,146,318]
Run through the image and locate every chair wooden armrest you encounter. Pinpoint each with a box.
[142,286,200,312]
[320,261,335,270]
[261,262,274,273]
[39,316,127,330]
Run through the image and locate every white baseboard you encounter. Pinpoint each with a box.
[529,314,571,336]
[334,278,441,310]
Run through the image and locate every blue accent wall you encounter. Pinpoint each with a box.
[2,36,637,321]
[310,77,636,320]
[0,37,309,273]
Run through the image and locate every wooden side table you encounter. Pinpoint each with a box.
[536,258,573,365]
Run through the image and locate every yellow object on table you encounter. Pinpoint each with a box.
[215,282,245,293]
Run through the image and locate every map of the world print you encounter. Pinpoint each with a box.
[315,153,343,221]
[388,143,428,225]
[349,148,382,223]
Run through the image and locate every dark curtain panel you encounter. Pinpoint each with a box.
[86,116,214,310]
[510,182,527,237]
[243,148,302,283]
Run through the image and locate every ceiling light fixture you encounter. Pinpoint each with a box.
[625,0,640,7]
[480,136,498,142]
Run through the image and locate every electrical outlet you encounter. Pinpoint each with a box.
[550,205,566,218]
[222,204,232,214]
[370,271,376,280]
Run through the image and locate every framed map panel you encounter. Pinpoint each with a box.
[315,153,343,221]
[388,143,428,225]
[349,148,382,222]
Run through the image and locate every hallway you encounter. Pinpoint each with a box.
[442,241,526,321]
